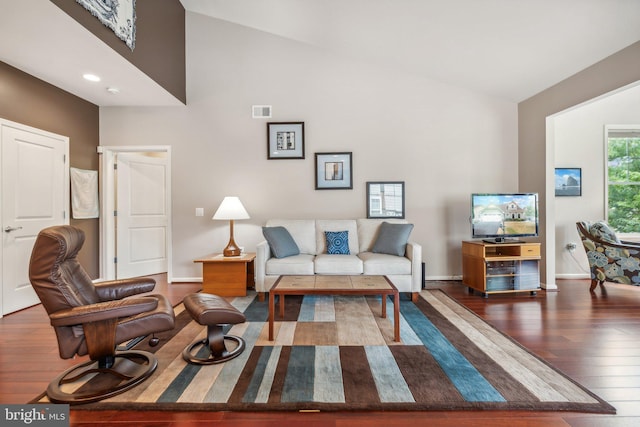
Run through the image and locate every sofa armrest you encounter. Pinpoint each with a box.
[255,240,272,292]
[405,241,423,292]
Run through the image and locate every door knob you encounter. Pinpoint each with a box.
[4,226,23,233]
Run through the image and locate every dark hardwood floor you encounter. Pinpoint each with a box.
[1,276,639,426]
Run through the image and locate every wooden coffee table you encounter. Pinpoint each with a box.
[268,275,400,342]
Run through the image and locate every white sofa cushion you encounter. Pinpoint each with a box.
[265,254,315,275]
[357,218,408,253]
[359,252,412,275]
[316,220,359,255]
[266,219,316,255]
[314,254,363,274]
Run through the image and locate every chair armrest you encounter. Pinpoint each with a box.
[619,240,640,249]
[584,236,640,252]
[94,277,156,301]
[255,241,271,291]
[49,297,158,327]
[405,241,423,291]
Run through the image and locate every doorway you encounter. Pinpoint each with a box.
[98,146,172,281]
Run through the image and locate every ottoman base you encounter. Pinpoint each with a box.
[181,293,247,365]
[182,324,245,365]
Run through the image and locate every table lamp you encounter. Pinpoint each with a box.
[213,196,250,257]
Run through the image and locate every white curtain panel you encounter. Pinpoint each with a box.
[70,167,99,219]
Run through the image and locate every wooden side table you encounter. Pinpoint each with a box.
[193,252,256,297]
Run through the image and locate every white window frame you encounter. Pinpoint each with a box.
[605,124,640,238]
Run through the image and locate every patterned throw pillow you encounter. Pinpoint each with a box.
[589,221,620,244]
[325,231,350,255]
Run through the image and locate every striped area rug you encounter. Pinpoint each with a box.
[50,290,615,412]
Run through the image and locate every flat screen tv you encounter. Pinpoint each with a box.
[470,193,539,243]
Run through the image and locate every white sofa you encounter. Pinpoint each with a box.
[255,218,422,300]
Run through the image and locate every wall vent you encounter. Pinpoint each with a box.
[252,105,272,118]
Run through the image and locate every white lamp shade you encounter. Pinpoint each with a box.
[212,196,250,220]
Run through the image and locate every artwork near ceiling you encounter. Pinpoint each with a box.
[76,0,136,50]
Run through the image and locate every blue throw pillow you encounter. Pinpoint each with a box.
[262,226,300,258]
[371,222,414,256]
[325,230,350,255]
[589,221,620,244]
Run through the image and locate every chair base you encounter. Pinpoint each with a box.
[46,350,157,405]
[182,333,245,365]
[590,279,604,291]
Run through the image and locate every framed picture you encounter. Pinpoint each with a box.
[555,168,582,196]
[367,181,405,218]
[267,122,305,159]
[315,152,353,190]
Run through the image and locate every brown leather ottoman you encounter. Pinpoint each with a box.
[182,293,246,364]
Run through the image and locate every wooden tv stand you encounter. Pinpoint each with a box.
[462,240,540,297]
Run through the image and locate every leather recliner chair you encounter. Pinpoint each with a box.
[28,225,175,404]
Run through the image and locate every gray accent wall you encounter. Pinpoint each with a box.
[0,61,100,276]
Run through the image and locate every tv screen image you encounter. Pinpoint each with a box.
[471,193,538,242]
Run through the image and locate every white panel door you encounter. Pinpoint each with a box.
[1,120,68,316]
[116,152,168,278]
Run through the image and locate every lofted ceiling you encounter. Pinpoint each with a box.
[0,0,182,107]
[1,0,639,107]
[182,0,640,102]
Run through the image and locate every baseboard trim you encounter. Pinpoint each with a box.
[556,273,590,280]
[541,282,558,291]
[170,277,202,283]
[426,275,462,281]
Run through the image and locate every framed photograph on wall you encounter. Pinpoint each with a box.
[315,152,353,189]
[366,181,405,218]
[555,167,582,196]
[267,122,305,159]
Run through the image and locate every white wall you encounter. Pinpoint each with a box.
[554,84,640,278]
[100,13,518,281]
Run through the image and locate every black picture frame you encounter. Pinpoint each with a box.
[267,122,305,159]
[315,152,353,190]
[366,181,405,218]
[555,168,582,197]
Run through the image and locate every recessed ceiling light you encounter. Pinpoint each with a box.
[106,87,120,94]
[82,73,101,82]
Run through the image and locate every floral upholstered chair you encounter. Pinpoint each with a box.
[576,221,640,291]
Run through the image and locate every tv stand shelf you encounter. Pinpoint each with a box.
[462,240,540,297]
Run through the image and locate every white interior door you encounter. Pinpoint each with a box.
[1,119,68,316]
[116,152,169,278]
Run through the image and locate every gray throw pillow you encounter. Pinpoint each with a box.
[371,222,414,256]
[262,226,300,258]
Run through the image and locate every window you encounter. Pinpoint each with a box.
[607,127,640,233]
